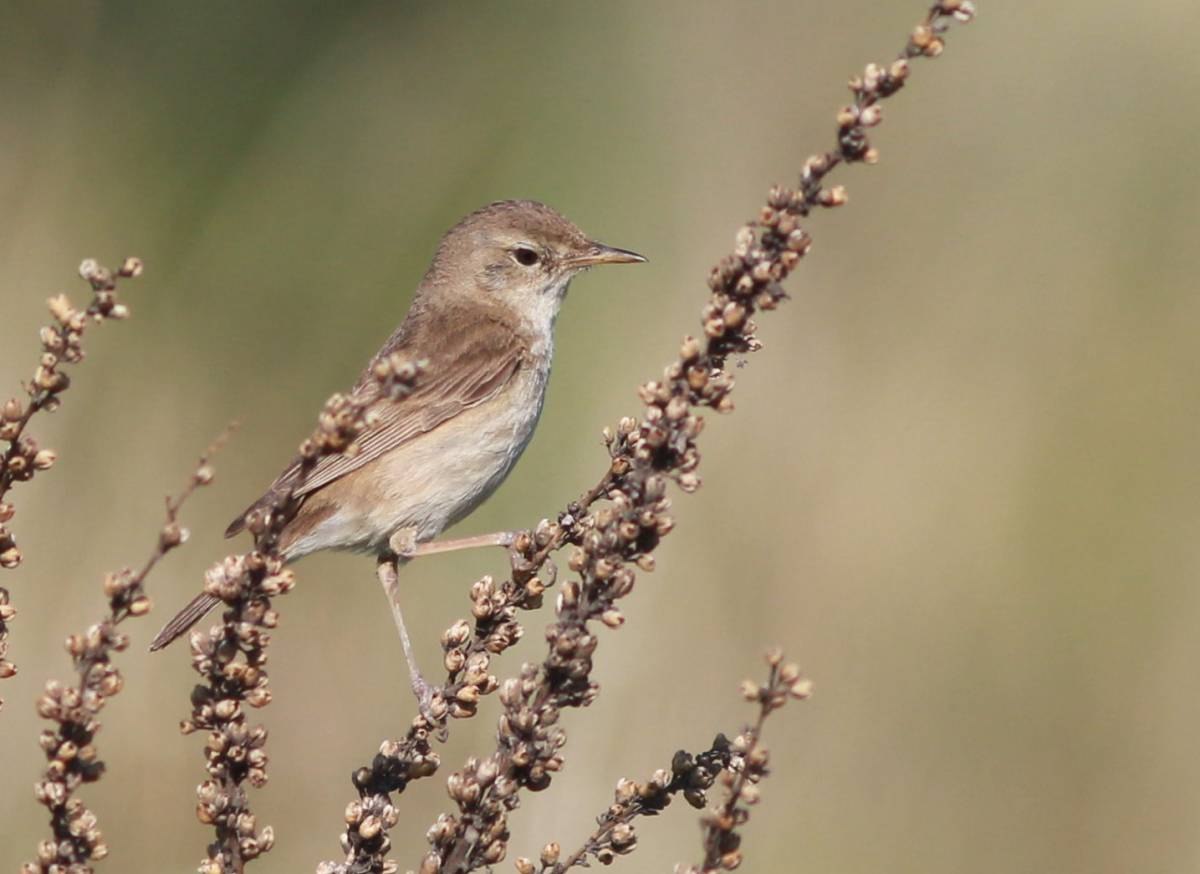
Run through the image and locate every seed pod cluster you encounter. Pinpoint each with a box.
[677,650,812,874]
[530,737,734,873]
[184,360,422,872]
[0,589,13,683]
[23,445,211,874]
[325,524,564,874]
[333,733,440,871]
[0,257,141,712]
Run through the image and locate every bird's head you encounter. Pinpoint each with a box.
[423,200,645,333]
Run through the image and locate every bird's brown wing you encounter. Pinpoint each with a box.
[224,318,528,538]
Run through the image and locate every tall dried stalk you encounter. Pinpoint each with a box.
[23,438,222,873]
[524,649,812,874]
[0,258,143,712]
[184,358,425,873]
[321,3,977,874]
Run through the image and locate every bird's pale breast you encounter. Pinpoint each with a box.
[283,354,551,559]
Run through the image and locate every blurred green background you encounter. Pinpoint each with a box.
[4,2,1200,872]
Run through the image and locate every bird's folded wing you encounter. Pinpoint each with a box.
[225,320,528,538]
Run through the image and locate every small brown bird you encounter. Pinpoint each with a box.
[151,200,645,701]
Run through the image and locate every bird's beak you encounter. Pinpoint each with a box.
[567,242,648,269]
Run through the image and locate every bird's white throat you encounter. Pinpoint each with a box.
[520,273,573,358]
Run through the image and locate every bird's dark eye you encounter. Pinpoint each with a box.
[513,247,540,267]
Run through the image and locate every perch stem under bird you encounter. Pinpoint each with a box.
[150,200,645,711]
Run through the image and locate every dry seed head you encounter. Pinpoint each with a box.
[790,678,814,699]
[118,256,144,278]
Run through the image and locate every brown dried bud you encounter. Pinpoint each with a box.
[126,596,152,617]
[444,648,466,674]
[821,186,848,207]
[610,822,636,852]
[911,23,933,48]
[680,335,702,363]
[47,294,75,324]
[950,1,977,22]
[790,678,815,699]
[160,522,188,549]
[442,619,472,649]
[600,609,624,629]
[119,256,145,278]
[358,816,382,840]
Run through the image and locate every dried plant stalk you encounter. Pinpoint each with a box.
[324,3,976,873]
[183,358,425,873]
[23,436,220,873]
[683,651,812,874]
[513,648,811,873]
[0,257,143,711]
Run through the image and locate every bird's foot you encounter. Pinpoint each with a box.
[391,528,516,560]
[389,527,420,559]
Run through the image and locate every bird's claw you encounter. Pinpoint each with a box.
[388,528,419,559]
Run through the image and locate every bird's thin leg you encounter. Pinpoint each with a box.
[376,554,433,712]
[392,529,516,559]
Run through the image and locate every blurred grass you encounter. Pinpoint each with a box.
[3,2,1200,872]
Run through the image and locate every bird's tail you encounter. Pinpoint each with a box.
[149,592,221,652]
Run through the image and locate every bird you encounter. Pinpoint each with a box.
[150,200,646,703]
